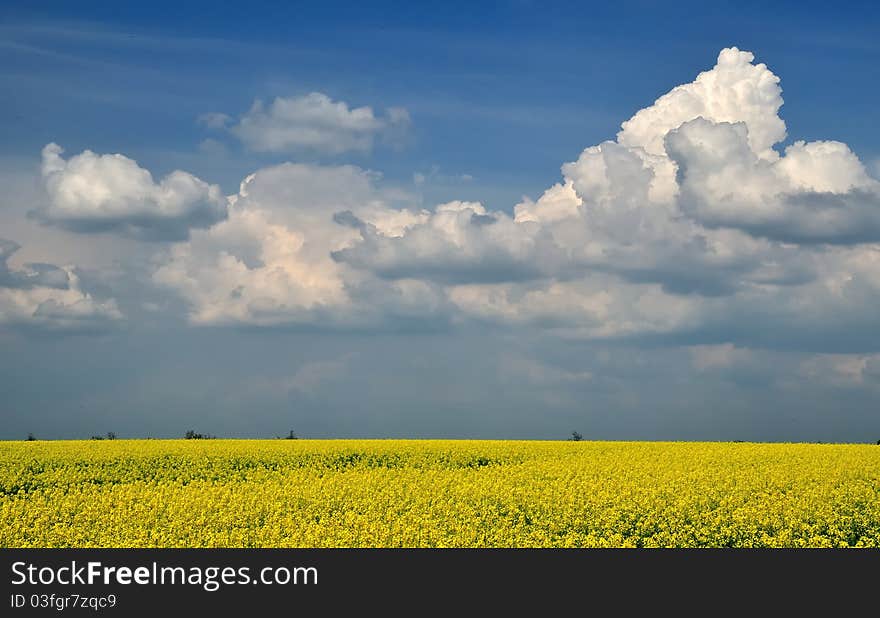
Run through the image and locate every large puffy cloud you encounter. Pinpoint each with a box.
[667,119,880,243]
[39,144,227,241]
[548,140,802,296]
[224,92,411,155]
[152,163,447,328]
[618,47,786,159]
[346,48,873,284]
[0,238,122,333]
[330,48,833,297]
[150,47,880,353]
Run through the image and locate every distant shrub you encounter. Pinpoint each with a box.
[25,433,36,442]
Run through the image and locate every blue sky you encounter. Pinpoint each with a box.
[2,2,880,440]
[4,1,879,206]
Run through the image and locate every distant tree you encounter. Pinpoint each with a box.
[106,432,116,440]
[570,431,583,442]
[184,430,214,439]
[285,430,298,440]
[876,439,880,445]
[91,435,104,440]
[26,433,36,442]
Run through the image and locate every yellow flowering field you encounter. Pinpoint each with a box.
[2,440,879,547]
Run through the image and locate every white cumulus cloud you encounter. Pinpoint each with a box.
[39,143,227,241]
[227,92,411,155]
[667,118,880,243]
[152,163,442,328]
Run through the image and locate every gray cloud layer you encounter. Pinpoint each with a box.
[0,238,121,333]
[0,238,69,289]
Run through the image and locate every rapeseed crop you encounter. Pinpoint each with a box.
[2,440,879,547]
